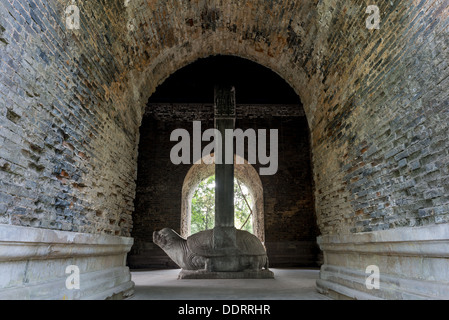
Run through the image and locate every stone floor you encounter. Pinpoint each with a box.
[128,268,331,300]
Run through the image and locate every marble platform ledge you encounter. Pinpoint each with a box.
[0,224,134,300]
[316,223,449,300]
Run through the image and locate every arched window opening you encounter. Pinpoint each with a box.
[191,175,215,234]
[181,154,264,242]
[190,175,255,235]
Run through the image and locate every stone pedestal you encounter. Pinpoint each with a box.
[179,269,274,279]
[316,224,449,300]
[0,224,134,300]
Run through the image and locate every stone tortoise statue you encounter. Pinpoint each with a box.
[153,228,269,272]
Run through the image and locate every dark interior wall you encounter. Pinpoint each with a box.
[244,116,322,267]
[129,106,321,269]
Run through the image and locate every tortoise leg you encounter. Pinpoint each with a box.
[243,257,261,272]
[264,257,269,270]
[205,258,212,272]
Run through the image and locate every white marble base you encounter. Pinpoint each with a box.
[178,268,275,279]
[0,224,134,300]
[316,224,449,300]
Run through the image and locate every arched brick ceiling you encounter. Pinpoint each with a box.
[122,0,322,126]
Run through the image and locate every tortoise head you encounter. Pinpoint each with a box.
[153,228,183,249]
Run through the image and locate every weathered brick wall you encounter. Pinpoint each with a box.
[129,107,320,268]
[311,0,449,234]
[0,0,138,236]
[0,0,447,242]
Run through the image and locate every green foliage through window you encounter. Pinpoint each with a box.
[191,175,254,235]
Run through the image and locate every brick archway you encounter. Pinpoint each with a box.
[0,0,448,300]
[181,154,265,243]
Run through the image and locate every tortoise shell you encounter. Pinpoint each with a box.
[187,229,267,256]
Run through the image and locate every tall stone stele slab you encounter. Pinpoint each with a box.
[213,85,238,258]
[153,86,274,279]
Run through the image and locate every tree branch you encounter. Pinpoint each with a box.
[237,179,253,230]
